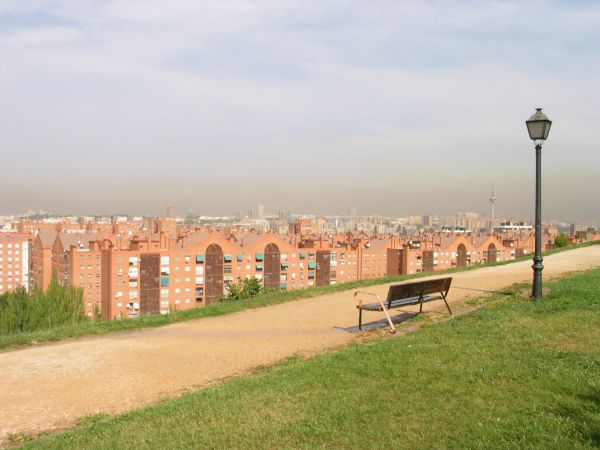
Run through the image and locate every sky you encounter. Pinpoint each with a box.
[1,0,599,220]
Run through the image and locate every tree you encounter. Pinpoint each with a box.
[554,233,569,248]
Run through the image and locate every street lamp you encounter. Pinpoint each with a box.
[525,108,552,299]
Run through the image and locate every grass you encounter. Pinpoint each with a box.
[1,240,597,352]
[20,267,600,449]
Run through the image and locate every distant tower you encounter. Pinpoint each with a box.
[488,186,497,224]
[258,204,265,219]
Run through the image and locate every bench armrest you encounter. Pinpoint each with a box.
[354,290,382,308]
[354,290,396,333]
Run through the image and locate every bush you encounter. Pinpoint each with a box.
[0,278,86,335]
[554,233,569,248]
[221,277,264,302]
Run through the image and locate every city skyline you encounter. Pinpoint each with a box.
[2,204,597,229]
[1,1,599,220]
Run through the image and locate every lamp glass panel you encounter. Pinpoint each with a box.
[543,121,551,139]
[526,121,546,140]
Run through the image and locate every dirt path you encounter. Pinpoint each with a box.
[1,246,599,443]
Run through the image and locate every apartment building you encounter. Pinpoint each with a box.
[395,233,522,275]
[100,234,163,320]
[54,233,107,318]
[17,220,56,235]
[0,233,29,294]
[95,228,550,321]
[29,230,56,291]
[99,231,321,320]
[13,215,552,321]
[289,219,319,236]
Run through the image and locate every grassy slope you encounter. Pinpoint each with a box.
[1,241,597,352]
[23,268,600,449]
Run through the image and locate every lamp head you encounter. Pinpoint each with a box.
[526,108,552,141]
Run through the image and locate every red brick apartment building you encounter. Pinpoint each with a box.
[13,216,570,321]
[0,233,29,294]
[29,230,55,292]
[28,226,539,321]
[100,231,328,320]
[96,229,399,320]
[30,231,119,317]
[55,233,107,318]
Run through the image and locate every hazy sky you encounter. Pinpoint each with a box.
[1,1,599,220]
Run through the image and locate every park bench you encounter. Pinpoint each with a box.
[354,277,453,333]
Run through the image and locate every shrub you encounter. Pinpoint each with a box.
[0,278,86,335]
[554,233,569,248]
[222,277,264,302]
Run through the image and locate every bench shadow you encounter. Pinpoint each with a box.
[336,311,418,333]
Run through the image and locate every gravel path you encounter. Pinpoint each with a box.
[1,246,599,442]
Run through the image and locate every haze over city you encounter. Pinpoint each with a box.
[1,1,599,220]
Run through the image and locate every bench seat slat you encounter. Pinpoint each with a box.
[358,294,440,311]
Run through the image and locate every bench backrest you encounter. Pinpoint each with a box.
[386,277,452,302]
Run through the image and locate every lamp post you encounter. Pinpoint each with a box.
[525,108,552,299]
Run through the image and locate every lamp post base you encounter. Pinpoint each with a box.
[532,257,544,299]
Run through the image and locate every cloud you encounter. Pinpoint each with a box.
[0,1,599,219]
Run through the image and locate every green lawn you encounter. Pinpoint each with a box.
[21,267,600,449]
[2,241,597,353]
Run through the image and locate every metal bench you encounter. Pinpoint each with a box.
[354,277,453,333]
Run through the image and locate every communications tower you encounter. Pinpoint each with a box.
[489,186,497,224]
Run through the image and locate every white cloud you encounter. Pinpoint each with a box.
[0,0,599,218]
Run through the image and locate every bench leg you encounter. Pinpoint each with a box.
[441,293,453,315]
[377,299,396,334]
[359,309,363,330]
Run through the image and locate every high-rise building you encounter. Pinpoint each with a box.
[258,204,265,219]
[0,233,29,294]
